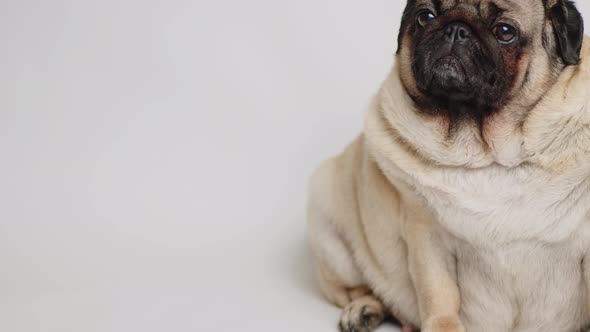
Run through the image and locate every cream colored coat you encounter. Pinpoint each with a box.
[308,38,590,332]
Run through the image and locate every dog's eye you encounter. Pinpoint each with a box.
[493,24,517,44]
[417,10,436,27]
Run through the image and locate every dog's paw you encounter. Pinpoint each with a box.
[338,296,385,332]
[421,315,465,332]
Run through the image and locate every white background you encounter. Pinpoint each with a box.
[2,1,589,331]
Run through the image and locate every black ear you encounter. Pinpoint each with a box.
[396,1,418,54]
[550,0,584,65]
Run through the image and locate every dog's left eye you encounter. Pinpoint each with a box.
[417,10,436,27]
[493,23,517,44]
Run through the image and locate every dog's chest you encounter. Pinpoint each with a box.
[412,164,590,244]
[454,241,589,331]
[411,165,590,330]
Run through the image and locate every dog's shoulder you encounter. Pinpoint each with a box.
[524,36,590,174]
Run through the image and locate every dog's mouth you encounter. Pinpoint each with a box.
[434,55,465,78]
[413,35,504,108]
[428,55,468,96]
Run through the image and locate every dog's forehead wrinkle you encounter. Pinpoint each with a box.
[422,0,547,35]
[433,0,542,15]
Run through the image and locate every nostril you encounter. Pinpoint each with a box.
[458,28,467,39]
[445,23,472,42]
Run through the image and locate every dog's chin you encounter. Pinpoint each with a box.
[426,56,474,103]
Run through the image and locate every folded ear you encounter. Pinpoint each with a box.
[549,0,584,65]
[396,0,418,54]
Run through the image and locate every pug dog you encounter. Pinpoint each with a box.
[307,0,589,331]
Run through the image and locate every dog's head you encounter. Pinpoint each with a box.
[397,0,584,121]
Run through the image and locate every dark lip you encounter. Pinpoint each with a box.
[424,55,470,100]
[434,55,465,72]
[431,55,467,84]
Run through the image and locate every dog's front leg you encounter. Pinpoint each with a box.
[584,256,590,318]
[404,210,464,332]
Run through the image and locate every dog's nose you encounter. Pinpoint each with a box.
[444,22,472,43]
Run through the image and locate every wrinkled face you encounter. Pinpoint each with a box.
[397,0,583,121]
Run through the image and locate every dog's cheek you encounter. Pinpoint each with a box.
[500,48,519,83]
[398,34,423,98]
[500,44,529,95]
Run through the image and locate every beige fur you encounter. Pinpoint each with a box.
[308,17,590,332]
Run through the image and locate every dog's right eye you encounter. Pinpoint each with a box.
[417,10,436,27]
[492,23,517,44]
